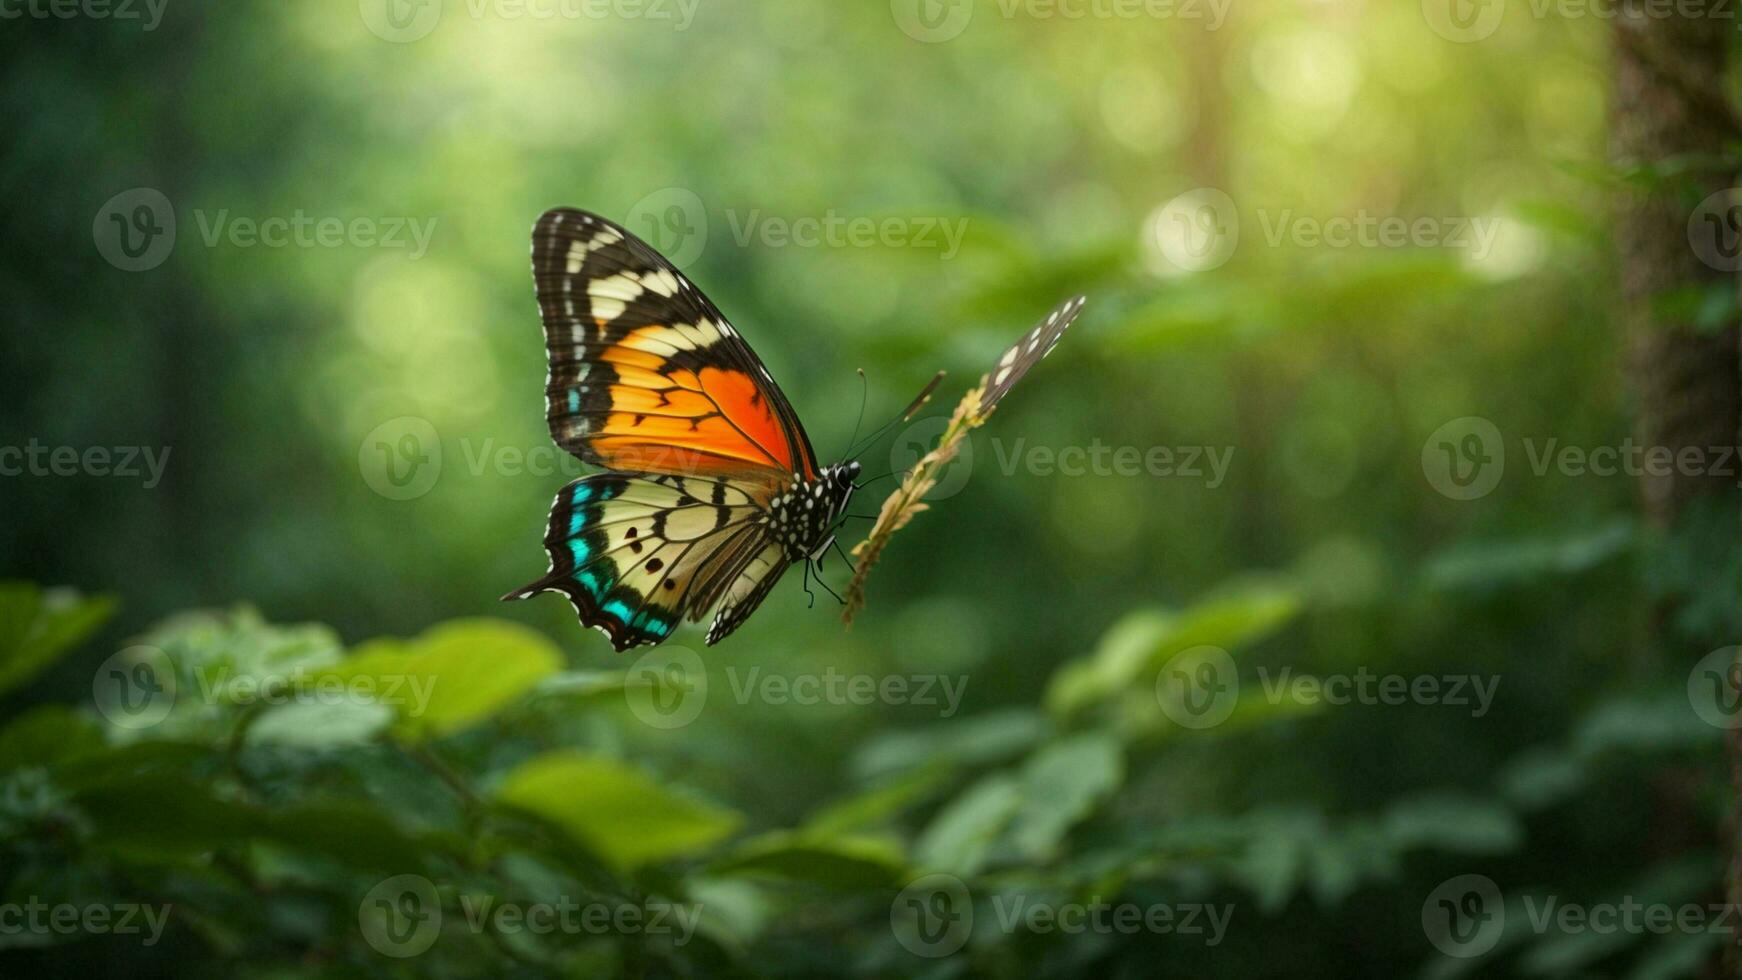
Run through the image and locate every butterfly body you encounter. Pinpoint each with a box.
[767,461,861,562]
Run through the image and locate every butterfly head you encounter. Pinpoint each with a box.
[767,461,860,562]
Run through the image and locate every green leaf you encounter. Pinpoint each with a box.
[244,699,393,749]
[325,618,562,742]
[1424,521,1635,593]
[914,772,1021,876]
[0,582,117,698]
[1006,733,1124,862]
[708,831,907,890]
[0,705,104,771]
[850,709,1048,782]
[73,773,430,873]
[804,765,950,837]
[114,606,344,742]
[534,669,639,700]
[1381,795,1521,855]
[1046,583,1301,720]
[493,751,741,871]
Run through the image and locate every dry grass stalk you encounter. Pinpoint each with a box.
[841,381,989,625]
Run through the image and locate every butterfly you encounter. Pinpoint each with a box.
[502,207,1083,651]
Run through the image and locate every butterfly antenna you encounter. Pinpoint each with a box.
[852,469,905,490]
[844,370,946,461]
[840,369,869,462]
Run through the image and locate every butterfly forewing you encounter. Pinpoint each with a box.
[531,208,819,483]
[979,295,1085,414]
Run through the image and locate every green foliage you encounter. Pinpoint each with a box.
[494,751,741,872]
[0,582,116,699]
[3,2,1735,976]
[322,619,562,742]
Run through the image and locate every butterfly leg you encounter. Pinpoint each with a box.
[801,562,817,609]
[830,538,858,574]
[810,557,846,606]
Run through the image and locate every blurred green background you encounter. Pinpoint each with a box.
[3,0,1739,976]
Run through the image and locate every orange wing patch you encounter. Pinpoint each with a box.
[590,323,798,479]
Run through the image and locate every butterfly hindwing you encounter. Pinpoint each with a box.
[704,541,790,646]
[503,473,784,651]
[531,208,819,484]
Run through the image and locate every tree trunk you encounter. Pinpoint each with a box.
[1610,6,1742,976]
[1611,6,1739,525]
